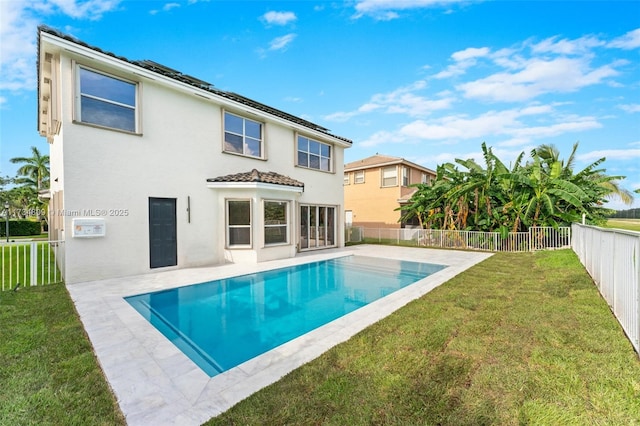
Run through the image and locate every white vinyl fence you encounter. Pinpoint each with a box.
[572,223,640,355]
[346,226,571,253]
[0,240,64,291]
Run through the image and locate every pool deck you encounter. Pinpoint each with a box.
[67,245,492,425]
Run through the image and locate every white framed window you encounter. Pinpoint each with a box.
[421,172,431,184]
[402,166,409,186]
[76,66,138,133]
[297,135,332,172]
[354,170,365,184]
[227,199,251,247]
[264,200,289,245]
[224,111,263,158]
[381,166,397,187]
[344,173,350,185]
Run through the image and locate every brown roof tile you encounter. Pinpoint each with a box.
[207,169,304,189]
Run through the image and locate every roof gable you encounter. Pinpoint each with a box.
[345,155,436,174]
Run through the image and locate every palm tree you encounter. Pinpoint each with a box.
[10,146,50,192]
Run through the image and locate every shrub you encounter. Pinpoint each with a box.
[0,220,42,237]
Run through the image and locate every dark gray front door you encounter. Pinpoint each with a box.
[149,197,177,268]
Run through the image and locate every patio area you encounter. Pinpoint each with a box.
[66,245,492,425]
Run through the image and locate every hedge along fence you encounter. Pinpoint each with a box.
[0,220,43,237]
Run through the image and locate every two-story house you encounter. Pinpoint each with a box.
[37,26,351,284]
[344,155,436,229]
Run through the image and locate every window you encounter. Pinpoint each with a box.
[402,167,409,186]
[264,200,288,245]
[297,135,331,172]
[77,67,137,132]
[224,112,263,158]
[381,166,397,187]
[421,172,430,184]
[227,200,251,247]
[344,173,350,185]
[354,170,365,184]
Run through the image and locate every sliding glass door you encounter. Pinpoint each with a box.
[299,204,336,250]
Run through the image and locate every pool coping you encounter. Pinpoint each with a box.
[66,245,493,425]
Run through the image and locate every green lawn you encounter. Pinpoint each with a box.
[605,218,640,232]
[1,250,639,425]
[0,283,125,425]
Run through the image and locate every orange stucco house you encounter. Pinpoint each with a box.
[344,155,436,229]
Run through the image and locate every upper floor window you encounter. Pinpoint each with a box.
[421,172,430,184]
[224,112,263,158]
[264,200,289,245]
[297,136,331,172]
[344,173,350,185]
[77,67,137,132]
[354,170,365,184]
[402,166,409,186]
[381,166,397,187]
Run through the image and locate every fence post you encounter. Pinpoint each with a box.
[30,242,37,287]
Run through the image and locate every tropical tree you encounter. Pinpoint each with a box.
[9,146,50,230]
[400,141,634,232]
[10,146,50,192]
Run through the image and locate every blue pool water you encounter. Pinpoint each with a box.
[125,255,445,377]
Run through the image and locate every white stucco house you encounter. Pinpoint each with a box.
[37,26,352,284]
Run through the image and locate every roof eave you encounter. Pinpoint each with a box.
[206,181,304,193]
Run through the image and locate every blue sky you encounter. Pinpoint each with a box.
[1,0,639,210]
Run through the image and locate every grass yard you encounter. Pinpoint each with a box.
[206,250,640,425]
[0,283,126,425]
[605,218,640,232]
[1,249,639,425]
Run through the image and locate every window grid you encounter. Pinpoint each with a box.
[224,112,263,158]
[264,200,289,245]
[354,170,365,184]
[297,135,332,172]
[227,199,251,247]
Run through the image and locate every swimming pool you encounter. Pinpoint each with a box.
[125,255,445,377]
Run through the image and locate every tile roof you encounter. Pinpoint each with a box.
[207,169,304,189]
[38,25,352,145]
[345,155,436,174]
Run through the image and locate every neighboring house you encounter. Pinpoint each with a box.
[344,155,436,229]
[37,26,352,284]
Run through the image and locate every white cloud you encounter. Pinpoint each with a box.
[457,57,620,102]
[353,0,466,19]
[0,0,121,93]
[619,104,640,113]
[269,33,297,51]
[325,80,453,122]
[578,149,640,162]
[531,35,604,55]
[608,28,640,50]
[45,0,121,20]
[262,11,297,26]
[434,47,490,79]
[451,46,490,62]
[357,104,602,149]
